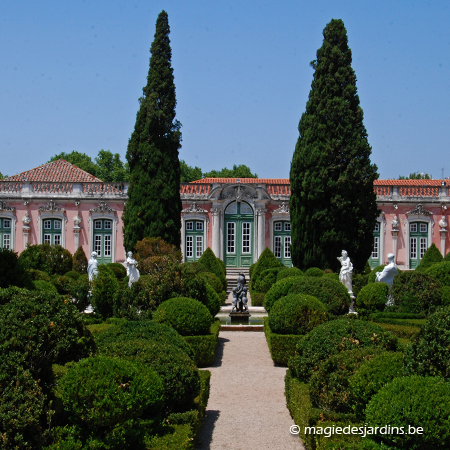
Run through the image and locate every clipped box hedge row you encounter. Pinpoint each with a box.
[184,320,221,367]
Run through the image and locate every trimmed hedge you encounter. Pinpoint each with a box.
[204,284,221,317]
[199,271,222,294]
[416,242,443,271]
[264,277,301,312]
[356,283,389,314]
[263,317,303,366]
[255,267,283,293]
[107,262,127,280]
[250,247,283,291]
[183,320,221,367]
[268,293,329,335]
[153,297,213,336]
[371,322,420,339]
[250,291,265,306]
[365,376,450,450]
[368,265,385,283]
[72,246,88,274]
[91,265,119,318]
[304,267,324,277]
[276,267,303,282]
[288,317,399,383]
[19,243,73,275]
[426,261,450,287]
[197,248,226,291]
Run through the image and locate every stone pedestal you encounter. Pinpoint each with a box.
[229,311,251,323]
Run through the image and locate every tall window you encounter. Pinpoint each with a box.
[185,220,204,262]
[42,219,62,246]
[0,218,11,249]
[410,222,428,269]
[94,219,113,264]
[369,222,381,268]
[273,220,292,267]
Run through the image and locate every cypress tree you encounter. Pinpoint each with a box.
[123,11,182,251]
[289,19,379,273]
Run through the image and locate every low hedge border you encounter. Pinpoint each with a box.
[369,322,421,339]
[369,312,426,320]
[146,370,211,449]
[183,320,221,367]
[263,317,303,366]
[250,291,265,306]
[369,317,427,327]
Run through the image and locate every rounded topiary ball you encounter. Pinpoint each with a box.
[276,267,303,282]
[269,293,329,335]
[356,282,389,313]
[153,297,213,336]
[304,267,324,277]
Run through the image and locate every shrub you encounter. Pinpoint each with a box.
[153,298,213,336]
[204,283,221,317]
[264,277,305,312]
[404,306,450,379]
[100,340,200,413]
[34,279,59,293]
[445,251,450,262]
[304,267,324,277]
[198,271,222,294]
[309,348,383,413]
[197,248,226,291]
[269,294,329,335]
[64,271,80,281]
[276,267,303,282]
[53,275,74,295]
[94,320,194,359]
[0,247,32,289]
[248,262,257,279]
[365,376,450,450]
[356,283,389,313]
[72,246,88,274]
[58,356,164,443]
[349,352,404,419]
[68,274,91,312]
[416,242,443,271]
[250,247,283,290]
[184,320,221,367]
[426,261,450,287]
[91,265,119,318]
[29,269,51,282]
[255,267,283,293]
[288,317,399,382]
[352,272,369,297]
[442,285,450,306]
[107,262,127,280]
[135,236,182,262]
[391,271,442,314]
[19,243,72,275]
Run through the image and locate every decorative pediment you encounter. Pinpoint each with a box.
[406,204,432,216]
[220,185,257,202]
[182,202,208,214]
[90,201,116,213]
[271,202,289,215]
[0,200,15,211]
[38,199,64,212]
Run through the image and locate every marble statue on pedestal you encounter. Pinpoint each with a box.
[126,251,140,287]
[231,273,249,313]
[87,252,99,282]
[337,250,353,295]
[375,253,398,287]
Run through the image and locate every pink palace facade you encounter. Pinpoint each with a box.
[1,159,449,271]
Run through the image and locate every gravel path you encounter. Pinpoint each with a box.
[196,331,305,450]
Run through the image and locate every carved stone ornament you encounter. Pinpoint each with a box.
[90,201,116,213]
[0,200,15,211]
[22,212,31,227]
[73,213,82,229]
[271,202,290,215]
[220,186,257,202]
[211,208,220,216]
[182,202,208,214]
[439,216,448,230]
[406,204,432,216]
[38,200,64,212]
[391,216,400,229]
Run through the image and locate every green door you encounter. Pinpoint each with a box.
[273,220,292,267]
[93,219,113,264]
[185,220,204,262]
[369,222,381,268]
[224,201,254,267]
[410,222,428,269]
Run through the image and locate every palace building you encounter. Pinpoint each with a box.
[1,159,449,271]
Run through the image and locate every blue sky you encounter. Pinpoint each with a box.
[1,0,449,180]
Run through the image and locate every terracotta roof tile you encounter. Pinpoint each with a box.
[192,178,290,184]
[4,159,103,183]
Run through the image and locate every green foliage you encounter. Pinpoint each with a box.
[67,274,91,312]
[289,19,379,273]
[29,269,51,282]
[264,277,301,312]
[353,272,369,297]
[391,271,442,314]
[0,248,32,289]
[365,376,450,450]
[106,262,127,280]
[250,247,283,291]
[33,279,59,293]
[198,271,222,294]
[444,251,450,261]
[398,172,431,180]
[153,297,213,336]
[426,261,450,287]
[269,293,329,335]
[416,242,443,271]
[404,306,450,379]
[254,267,283,293]
[442,285,450,306]
[249,262,257,279]
[64,271,80,281]
[204,283,221,317]
[53,275,74,295]
[304,267,324,277]
[123,11,182,250]
[19,244,72,275]
[349,352,405,419]
[309,348,383,413]
[72,246,88,274]
[372,322,420,340]
[276,267,303,282]
[99,340,200,413]
[368,265,385,283]
[180,160,202,182]
[91,265,119,318]
[183,320,221,367]
[356,283,389,314]
[135,237,182,265]
[197,247,226,291]
[203,164,258,178]
[288,317,399,382]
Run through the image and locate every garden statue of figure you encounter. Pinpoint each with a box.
[126,251,140,287]
[231,273,249,313]
[375,253,398,288]
[87,251,99,282]
[337,250,353,295]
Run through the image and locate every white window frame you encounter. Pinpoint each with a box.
[274,236,282,258]
[196,221,203,231]
[185,221,193,231]
[242,222,251,254]
[89,212,117,263]
[372,236,379,259]
[284,236,291,259]
[186,235,193,257]
[227,222,236,254]
[0,212,16,251]
[405,216,433,270]
[284,222,291,231]
[196,235,203,258]
[274,222,282,232]
[181,213,208,263]
[38,212,66,247]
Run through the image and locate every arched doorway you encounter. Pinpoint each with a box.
[224,201,254,267]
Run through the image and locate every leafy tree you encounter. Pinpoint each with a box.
[289,19,379,273]
[398,172,431,180]
[180,160,202,182]
[123,11,182,250]
[0,172,7,179]
[203,164,258,178]
[73,246,88,274]
[49,151,99,177]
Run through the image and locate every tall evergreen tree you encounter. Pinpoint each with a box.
[123,11,182,251]
[289,19,379,273]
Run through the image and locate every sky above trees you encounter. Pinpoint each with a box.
[1,1,450,180]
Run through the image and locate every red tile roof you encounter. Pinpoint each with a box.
[374,179,446,186]
[4,159,103,183]
[192,178,290,184]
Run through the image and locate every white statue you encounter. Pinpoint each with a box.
[126,251,140,287]
[87,251,99,282]
[337,250,353,295]
[375,253,398,288]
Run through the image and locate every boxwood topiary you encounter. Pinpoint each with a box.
[416,242,443,271]
[268,293,329,335]
[304,267,324,277]
[33,279,59,293]
[204,283,221,317]
[199,271,222,294]
[107,262,127,281]
[255,267,283,293]
[197,248,226,291]
[153,297,213,336]
[276,267,303,282]
[250,247,283,290]
[349,351,405,419]
[100,339,200,413]
[426,261,450,287]
[263,277,302,312]
[365,376,450,450]
[356,283,389,314]
[368,265,385,283]
[404,306,450,379]
[309,348,383,414]
[288,317,399,382]
[91,265,120,318]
